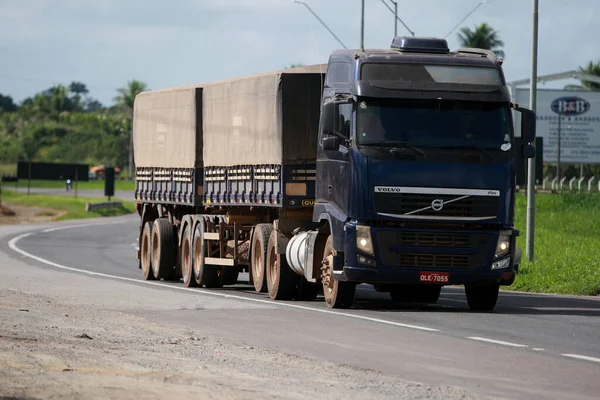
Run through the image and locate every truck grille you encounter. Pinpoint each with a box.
[399,253,469,268]
[398,232,469,247]
[376,231,493,268]
[374,192,498,219]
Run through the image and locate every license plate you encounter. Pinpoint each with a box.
[419,271,449,283]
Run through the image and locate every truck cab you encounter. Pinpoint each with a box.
[314,36,536,310]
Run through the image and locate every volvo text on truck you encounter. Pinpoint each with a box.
[132,37,536,311]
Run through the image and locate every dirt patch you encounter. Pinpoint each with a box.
[0,203,66,225]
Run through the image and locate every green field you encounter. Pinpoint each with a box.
[1,190,135,221]
[2,178,135,191]
[512,192,600,296]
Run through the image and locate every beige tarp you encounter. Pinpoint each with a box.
[132,64,327,169]
[133,84,203,169]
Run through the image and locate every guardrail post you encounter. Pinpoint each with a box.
[569,177,576,191]
[578,177,585,191]
[543,177,549,190]
[559,177,567,190]
[551,177,558,190]
[589,176,596,192]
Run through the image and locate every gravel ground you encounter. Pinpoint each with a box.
[0,231,493,400]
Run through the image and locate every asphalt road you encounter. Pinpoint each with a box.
[3,214,600,400]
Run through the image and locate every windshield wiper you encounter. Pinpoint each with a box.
[438,145,494,161]
[361,141,427,158]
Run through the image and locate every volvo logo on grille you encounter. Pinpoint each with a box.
[431,199,444,211]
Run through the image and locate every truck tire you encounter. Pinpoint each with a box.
[180,223,197,288]
[295,278,320,301]
[140,221,155,280]
[192,219,220,288]
[321,235,355,309]
[151,218,177,280]
[465,284,499,311]
[266,230,300,300]
[250,224,273,293]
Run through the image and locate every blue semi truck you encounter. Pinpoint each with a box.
[133,37,536,311]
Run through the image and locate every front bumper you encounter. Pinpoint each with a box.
[337,222,518,286]
[335,265,516,286]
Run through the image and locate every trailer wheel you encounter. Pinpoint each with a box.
[140,221,155,280]
[321,235,355,309]
[465,284,499,311]
[295,278,320,301]
[192,219,219,288]
[250,224,273,293]
[266,230,299,300]
[181,223,197,288]
[151,218,176,280]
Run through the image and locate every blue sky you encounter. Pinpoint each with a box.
[1,0,598,105]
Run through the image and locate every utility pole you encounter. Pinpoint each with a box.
[526,0,539,262]
[379,0,414,37]
[360,0,365,50]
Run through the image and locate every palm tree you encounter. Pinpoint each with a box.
[562,60,600,90]
[578,60,600,90]
[114,80,148,179]
[457,23,505,58]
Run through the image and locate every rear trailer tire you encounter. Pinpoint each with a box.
[321,235,355,309]
[151,218,177,280]
[251,224,273,293]
[192,220,220,288]
[140,221,155,281]
[465,284,499,311]
[181,224,197,288]
[266,230,300,300]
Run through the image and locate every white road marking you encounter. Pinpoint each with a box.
[467,336,528,348]
[8,226,440,333]
[439,297,468,303]
[532,348,545,351]
[561,354,600,364]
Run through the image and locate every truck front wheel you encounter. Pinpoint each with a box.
[465,284,499,311]
[321,235,355,309]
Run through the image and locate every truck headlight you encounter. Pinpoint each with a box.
[356,225,374,256]
[494,232,511,259]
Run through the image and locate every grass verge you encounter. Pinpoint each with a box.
[1,179,135,191]
[511,192,600,296]
[1,190,135,221]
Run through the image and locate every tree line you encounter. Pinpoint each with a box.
[0,80,147,177]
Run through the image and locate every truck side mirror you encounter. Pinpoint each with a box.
[323,136,340,151]
[519,108,536,143]
[521,143,535,159]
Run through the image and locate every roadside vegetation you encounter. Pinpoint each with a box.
[512,192,600,296]
[1,177,135,191]
[1,190,135,221]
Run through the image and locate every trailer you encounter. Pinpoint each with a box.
[134,37,536,311]
[133,64,328,299]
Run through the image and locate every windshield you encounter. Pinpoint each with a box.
[355,98,512,150]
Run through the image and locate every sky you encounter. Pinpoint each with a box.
[0,0,598,106]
